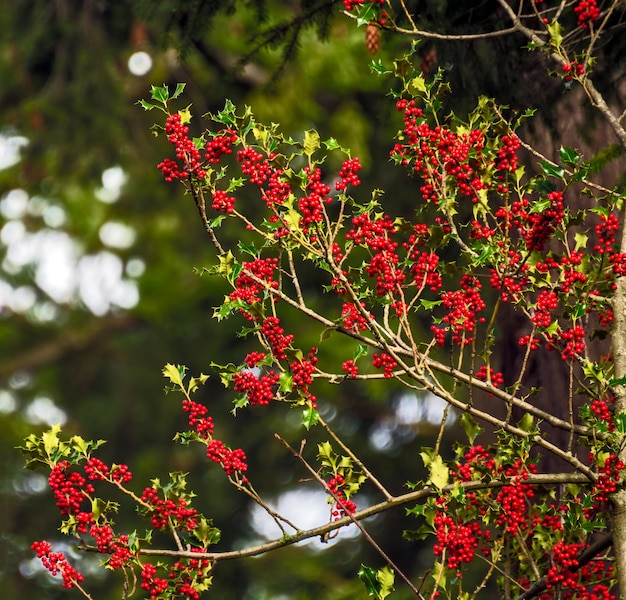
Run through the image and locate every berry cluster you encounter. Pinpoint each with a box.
[532,289,559,328]
[589,397,615,431]
[233,369,279,406]
[48,461,94,516]
[595,213,619,254]
[542,540,615,598]
[346,212,406,296]
[141,487,200,532]
[290,347,318,407]
[495,459,537,535]
[342,359,359,378]
[299,167,332,229]
[489,251,529,302]
[335,158,363,191]
[574,0,600,28]
[31,540,84,589]
[141,563,168,597]
[525,191,566,251]
[436,275,486,346]
[182,398,215,439]
[211,189,236,214]
[90,525,133,569]
[562,62,586,81]
[409,250,442,292]
[237,147,273,186]
[260,316,294,360]
[475,366,504,389]
[206,439,248,479]
[244,351,266,368]
[585,453,625,518]
[433,511,482,572]
[341,301,369,333]
[141,551,213,600]
[553,324,586,360]
[392,99,488,204]
[372,352,398,378]
[451,444,496,482]
[205,129,238,163]
[327,474,357,519]
[157,113,206,181]
[230,258,279,318]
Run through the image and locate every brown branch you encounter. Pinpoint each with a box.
[78,472,590,563]
[276,435,421,596]
[496,0,626,150]
[514,534,613,600]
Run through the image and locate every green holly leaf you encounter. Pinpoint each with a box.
[188,373,210,394]
[138,99,158,111]
[376,566,395,599]
[410,75,426,93]
[163,363,185,388]
[194,517,221,546]
[70,435,89,455]
[559,146,581,166]
[150,84,170,104]
[304,130,320,157]
[419,299,442,310]
[547,21,563,47]
[461,413,483,445]
[43,425,62,457]
[574,232,588,251]
[359,565,380,597]
[518,412,535,433]
[540,161,565,179]
[218,251,236,278]
[428,454,449,490]
[302,406,319,430]
[355,2,379,26]
[317,441,337,468]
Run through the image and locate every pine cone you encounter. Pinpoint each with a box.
[365,23,380,55]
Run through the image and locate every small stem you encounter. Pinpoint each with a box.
[318,416,393,500]
[276,434,421,597]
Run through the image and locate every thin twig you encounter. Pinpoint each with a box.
[78,472,590,564]
[318,416,393,500]
[277,434,423,597]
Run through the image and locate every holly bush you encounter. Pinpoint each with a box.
[20,1,626,598]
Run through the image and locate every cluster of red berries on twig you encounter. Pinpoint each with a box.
[372,352,398,378]
[182,398,215,439]
[206,439,249,479]
[233,369,280,406]
[574,0,600,28]
[157,113,206,181]
[326,474,357,519]
[141,487,200,531]
[205,129,237,163]
[31,541,84,589]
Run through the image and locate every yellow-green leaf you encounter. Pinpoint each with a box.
[376,566,395,599]
[548,21,562,47]
[43,425,62,457]
[428,455,449,490]
[410,75,426,93]
[188,373,210,394]
[163,363,184,388]
[304,130,320,157]
[574,232,588,251]
[218,251,235,277]
[179,107,192,125]
[71,435,89,455]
